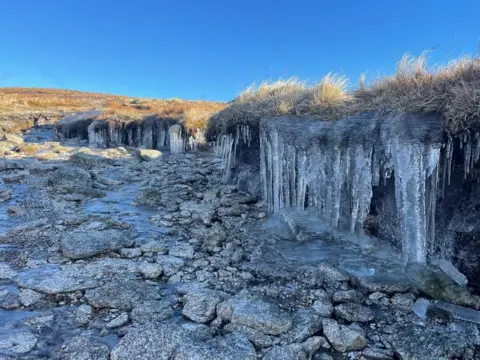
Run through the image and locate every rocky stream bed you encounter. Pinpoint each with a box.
[1,125,480,360]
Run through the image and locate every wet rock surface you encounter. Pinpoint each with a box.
[1,127,480,359]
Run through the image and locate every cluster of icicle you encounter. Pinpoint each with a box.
[260,124,480,264]
[168,124,185,154]
[214,125,252,181]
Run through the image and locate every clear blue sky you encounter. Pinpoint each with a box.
[0,0,479,101]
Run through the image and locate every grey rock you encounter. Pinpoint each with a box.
[390,323,476,360]
[217,295,292,335]
[135,148,162,161]
[169,243,195,259]
[220,193,256,207]
[61,230,134,259]
[223,323,274,348]
[182,288,228,323]
[322,318,367,353]
[390,293,415,310]
[180,201,216,225]
[174,333,256,360]
[19,289,43,307]
[85,280,161,310]
[356,275,410,294]
[51,336,110,360]
[69,152,111,168]
[264,337,327,360]
[332,290,364,304]
[0,330,37,354]
[111,323,190,360]
[318,262,350,283]
[75,304,93,325]
[0,284,19,309]
[120,247,142,258]
[131,300,175,324]
[107,312,129,328]
[334,303,374,322]
[157,255,185,276]
[312,295,334,317]
[138,262,163,279]
[361,348,395,360]
[0,264,17,280]
[281,309,323,344]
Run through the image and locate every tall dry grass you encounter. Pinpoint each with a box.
[207,53,480,139]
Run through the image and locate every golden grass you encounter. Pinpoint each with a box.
[207,53,480,139]
[0,87,226,133]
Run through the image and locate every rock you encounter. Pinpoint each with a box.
[156,255,185,276]
[203,223,227,251]
[61,230,134,259]
[174,333,256,360]
[217,295,293,335]
[334,303,374,322]
[15,265,99,294]
[223,323,274,348]
[75,304,93,325]
[131,300,175,324]
[19,289,43,306]
[0,189,11,202]
[110,323,190,360]
[406,263,480,309]
[318,262,350,283]
[0,330,37,354]
[332,290,364,304]
[169,243,195,259]
[51,336,110,360]
[120,247,142,258]
[311,291,334,317]
[0,264,17,280]
[389,323,476,360]
[138,262,163,279]
[322,318,367,353]
[0,284,20,309]
[361,348,395,360]
[69,151,111,168]
[180,201,216,225]
[48,166,92,187]
[85,280,161,310]
[107,312,129,328]
[281,309,323,344]
[1,170,29,183]
[390,293,415,310]
[219,193,256,207]
[135,148,162,161]
[182,288,228,323]
[264,337,327,360]
[356,276,410,294]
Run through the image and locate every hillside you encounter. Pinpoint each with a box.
[0,87,226,134]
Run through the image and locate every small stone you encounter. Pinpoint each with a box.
[157,255,185,276]
[51,336,110,360]
[19,289,44,306]
[107,313,129,328]
[318,262,350,283]
[75,304,93,325]
[120,247,142,258]
[224,323,274,348]
[332,290,364,304]
[138,262,163,279]
[0,330,37,354]
[182,288,228,323]
[390,293,415,310]
[169,243,195,259]
[131,300,175,323]
[312,293,334,317]
[135,148,162,161]
[334,303,374,322]
[322,318,367,353]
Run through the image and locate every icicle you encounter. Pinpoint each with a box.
[169,124,185,154]
[475,132,480,163]
[441,136,453,197]
[463,133,472,179]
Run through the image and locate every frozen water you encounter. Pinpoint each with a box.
[412,298,430,319]
[169,124,185,154]
[431,301,480,325]
[432,259,468,287]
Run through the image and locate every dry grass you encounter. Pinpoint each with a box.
[0,87,226,133]
[207,53,480,139]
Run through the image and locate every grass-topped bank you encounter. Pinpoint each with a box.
[206,53,480,140]
[0,88,226,135]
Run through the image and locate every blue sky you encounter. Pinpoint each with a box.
[0,0,479,101]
